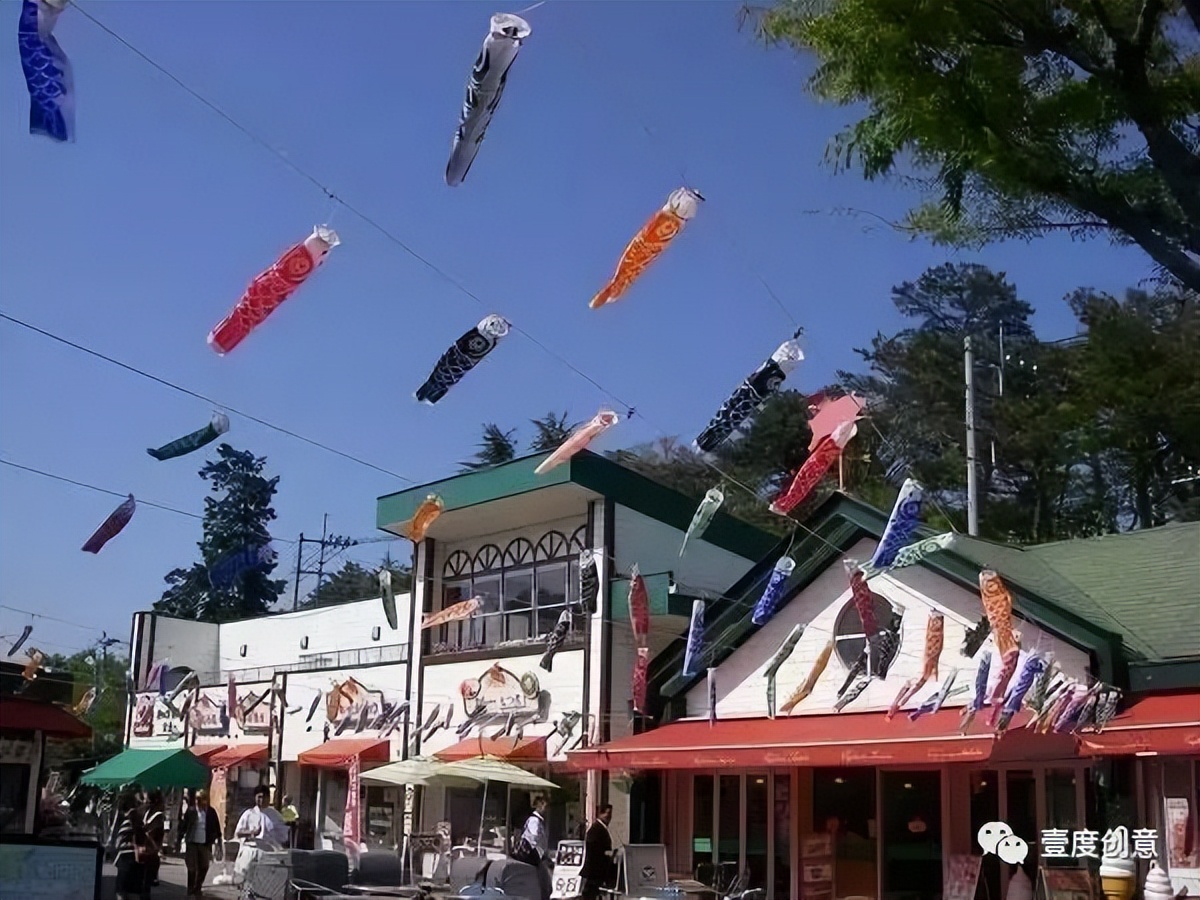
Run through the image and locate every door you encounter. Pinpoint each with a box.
[880,770,943,900]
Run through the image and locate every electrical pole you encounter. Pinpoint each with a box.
[965,336,980,536]
[94,631,121,756]
[291,515,360,610]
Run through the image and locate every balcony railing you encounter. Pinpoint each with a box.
[204,642,410,685]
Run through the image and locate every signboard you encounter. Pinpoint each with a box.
[459,664,550,736]
[620,844,668,894]
[0,739,34,765]
[1039,867,1096,900]
[944,854,982,900]
[552,840,585,900]
[0,838,102,900]
[801,833,833,900]
[131,693,183,741]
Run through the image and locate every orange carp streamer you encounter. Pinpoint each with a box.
[590,188,703,309]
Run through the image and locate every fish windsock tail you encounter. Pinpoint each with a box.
[589,284,617,309]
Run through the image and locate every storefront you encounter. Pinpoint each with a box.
[0,695,91,835]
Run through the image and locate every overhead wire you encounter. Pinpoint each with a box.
[0,312,414,484]
[0,457,204,522]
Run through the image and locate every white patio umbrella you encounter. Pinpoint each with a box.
[437,756,558,853]
[359,756,455,788]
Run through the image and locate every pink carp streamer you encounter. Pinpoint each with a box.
[627,566,650,645]
[887,612,943,719]
[82,494,135,553]
[770,421,857,516]
[208,226,340,354]
[632,647,650,715]
[535,411,619,474]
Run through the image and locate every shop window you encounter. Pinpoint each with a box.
[718,775,741,868]
[812,768,877,897]
[693,775,715,876]
[431,526,584,654]
[1005,770,1038,876]
[833,592,895,667]
[880,770,942,899]
[1161,759,1199,871]
[970,771,1001,900]
[745,776,769,893]
[1045,768,1080,869]
[0,763,30,834]
[773,774,791,900]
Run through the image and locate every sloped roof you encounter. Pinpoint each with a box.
[991,523,1198,662]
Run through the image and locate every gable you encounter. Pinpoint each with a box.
[684,538,1093,719]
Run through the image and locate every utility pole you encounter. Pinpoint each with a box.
[291,515,359,610]
[965,336,980,536]
[94,631,121,755]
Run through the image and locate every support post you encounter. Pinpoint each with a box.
[965,336,980,536]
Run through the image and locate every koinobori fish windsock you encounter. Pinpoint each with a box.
[978,570,1019,656]
[770,420,857,516]
[415,315,510,404]
[680,487,724,558]
[888,612,943,718]
[867,479,924,571]
[864,533,954,578]
[148,413,230,462]
[18,0,73,143]
[780,638,832,715]
[959,652,991,733]
[208,226,340,354]
[535,412,618,475]
[751,557,796,626]
[627,566,650,646]
[82,495,135,553]
[632,647,650,715]
[765,625,804,719]
[995,653,1046,734]
[379,568,397,630]
[421,597,481,630]
[681,599,706,678]
[208,544,275,590]
[539,609,572,672]
[446,13,531,187]
[695,336,804,453]
[707,668,717,727]
[400,495,444,543]
[578,550,599,615]
[590,188,704,309]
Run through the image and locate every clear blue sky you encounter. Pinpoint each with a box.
[0,0,1151,659]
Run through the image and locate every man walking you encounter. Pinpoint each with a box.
[180,789,222,899]
[580,804,616,900]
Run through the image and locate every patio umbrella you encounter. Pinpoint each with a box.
[438,756,557,853]
[359,756,452,788]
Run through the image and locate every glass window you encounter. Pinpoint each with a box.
[833,593,895,667]
[1006,770,1038,876]
[473,575,502,648]
[0,763,30,834]
[440,581,468,650]
[504,569,534,641]
[773,774,791,900]
[1045,768,1079,869]
[718,775,741,871]
[970,771,1001,900]
[880,770,942,900]
[745,775,769,892]
[812,768,877,897]
[693,775,715,877]
[536,563,568,636]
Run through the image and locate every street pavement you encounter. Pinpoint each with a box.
[101,854,239,900]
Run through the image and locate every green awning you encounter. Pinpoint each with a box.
[80,748,211,789]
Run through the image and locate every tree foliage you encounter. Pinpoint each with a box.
[42,649,128,761]
[747,0,1200,290]
[529,411,577,452]
[154,444,286,623]
[459,424,519,471]
[305,557,414,609]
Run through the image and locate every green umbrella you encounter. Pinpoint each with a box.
[81,748,210,789]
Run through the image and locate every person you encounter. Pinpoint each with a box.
[516,795,551,900]
[235,785,288,848]
[113,792,147,900]
[140,790,166,890]
[581,804,616,900]
[280,794,299,848]
[180,789,222,899]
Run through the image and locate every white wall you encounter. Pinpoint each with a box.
[685,537,1093,719]
[419,649,587,763]
[613,506,757,595]
[144,615,220,683]
[279,663,409,763]
[217,595,411,675]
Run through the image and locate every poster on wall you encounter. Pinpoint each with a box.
[944,855,982,900]
[1166,797,1199,870]
[800,833,834,900]
[130,693,184,742]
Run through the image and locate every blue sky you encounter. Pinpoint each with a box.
[0,0,1152,659]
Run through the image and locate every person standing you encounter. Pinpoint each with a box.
[113,793,147,900]
[580,804,615,900]
[180,789,222,899]
[235,785,288,848]
[140,790,166,891]
[280,794,299,848]
[516,795,552,900]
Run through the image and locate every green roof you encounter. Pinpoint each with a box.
[81,748,211,789]
[994,522,1199,662]
[376,450,776,562]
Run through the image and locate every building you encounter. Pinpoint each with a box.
[125,593,413,849]
[567,495,1200,900]
[376,449,775,849]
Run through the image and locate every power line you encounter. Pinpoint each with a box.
[0,603,131,638]
[0,312,414,483]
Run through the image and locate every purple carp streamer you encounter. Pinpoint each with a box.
[82,495,135,553]
[995,653,1046,734]
[148,412,230,461]
[682,599,706,678]
[7,625,33,657]
[18,0,73,142]
[680,487,724,558]
[910,669,960,722]
[694,336,804,453]
[415,315,510,404]
[751,557,796,626]
[867,479,924,571]
[446,14,531,186]
[960,654,991,733]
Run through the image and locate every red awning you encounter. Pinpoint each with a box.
[1077,692,1200,758]
[189,744,228,763]
[298,739,389,768]
[567,708,998,770]
[0,696,91,740]
[209,743,268,769]
[436,736,548,762]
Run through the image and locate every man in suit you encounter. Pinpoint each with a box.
[581,804,615,900]
[180,789,222,899]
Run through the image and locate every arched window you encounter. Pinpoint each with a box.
[833,591,896,668]
[434,525,585,654]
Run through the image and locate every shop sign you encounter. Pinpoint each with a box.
[131,693,183,740]
[0,738,34,764]
[458,663,550,735]
[980,821,1159,862]
[551,841,584,900]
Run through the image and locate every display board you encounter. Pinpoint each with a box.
[944,854,983,900]
[0,837,103,900]
[552,840,585,899]
[1039,866,1096,900]
[620,844,669,895]
[800,833,834,900]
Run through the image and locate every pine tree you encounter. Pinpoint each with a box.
[154,444,286,622]
[459,424,519,471]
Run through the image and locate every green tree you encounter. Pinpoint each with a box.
[154,444,286,622]
[306,556,414,608]
[529,411,577,452]
[42,649,128,761]
[746,0,1200,290]
[459,424,519,472]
